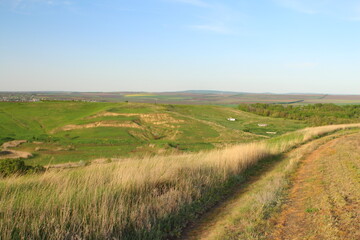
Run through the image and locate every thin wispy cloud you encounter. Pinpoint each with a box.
[274,0,360,21]
[273,0,317,14]
[350,3,360,21]
[168,0,242,35]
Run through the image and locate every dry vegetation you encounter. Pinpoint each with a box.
[269,133,360,240]
[1,124,360,239]
[183,128,360,240]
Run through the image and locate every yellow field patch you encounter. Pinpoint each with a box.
[124,93,156,97]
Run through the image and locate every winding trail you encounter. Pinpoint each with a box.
[180,157,278,240]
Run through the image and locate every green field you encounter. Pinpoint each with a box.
[0,102,306,166]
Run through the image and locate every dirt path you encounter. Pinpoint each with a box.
[180,131,360,240]
[269,134,360,240]
[180,136,326,240]
[181,174,263,240]
[1,140,27,149]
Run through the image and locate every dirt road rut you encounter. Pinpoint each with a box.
[269,134,360,240]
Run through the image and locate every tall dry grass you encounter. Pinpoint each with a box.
[267,123,360,153]
[1,123,360,239]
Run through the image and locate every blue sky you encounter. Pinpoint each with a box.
[1,0,360,93]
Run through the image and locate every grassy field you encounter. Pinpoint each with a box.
[1,123,359,239]
[0,102,306,166]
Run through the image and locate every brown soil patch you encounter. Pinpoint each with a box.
[1,140,27,149]
[269,134,360,240]
[0,140,32,159]
[0,150,33,159]
[90,112,184,125]
[54,121,143,132]
[140,113,184,125]
[54,113,185,133]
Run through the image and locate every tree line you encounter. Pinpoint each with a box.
[239,103,360,126]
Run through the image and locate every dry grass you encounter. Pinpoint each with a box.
[267,123,360,154]
[0,144,269,239]
[1,124,360,239]
[187,129,360,240]
[269,132,360,240]
[301,123,360,140]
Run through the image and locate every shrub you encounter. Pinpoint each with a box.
[0,159,29,176]
[1,137,15,142]
[0,159,45,177]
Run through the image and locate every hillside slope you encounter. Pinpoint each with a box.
[0,102,306,165]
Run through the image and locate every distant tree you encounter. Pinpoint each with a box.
[238,103,360,126]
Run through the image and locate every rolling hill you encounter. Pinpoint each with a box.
[0,101,306,165]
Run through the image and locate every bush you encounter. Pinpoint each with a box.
[0,159,45,177]
[32,134,53,142]
[1,137,15,142]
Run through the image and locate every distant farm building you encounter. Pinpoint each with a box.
[258,124,268,127]
[266,132,277,135]
[227,118,236,121]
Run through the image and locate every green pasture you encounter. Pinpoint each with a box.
[0,101,307,165]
